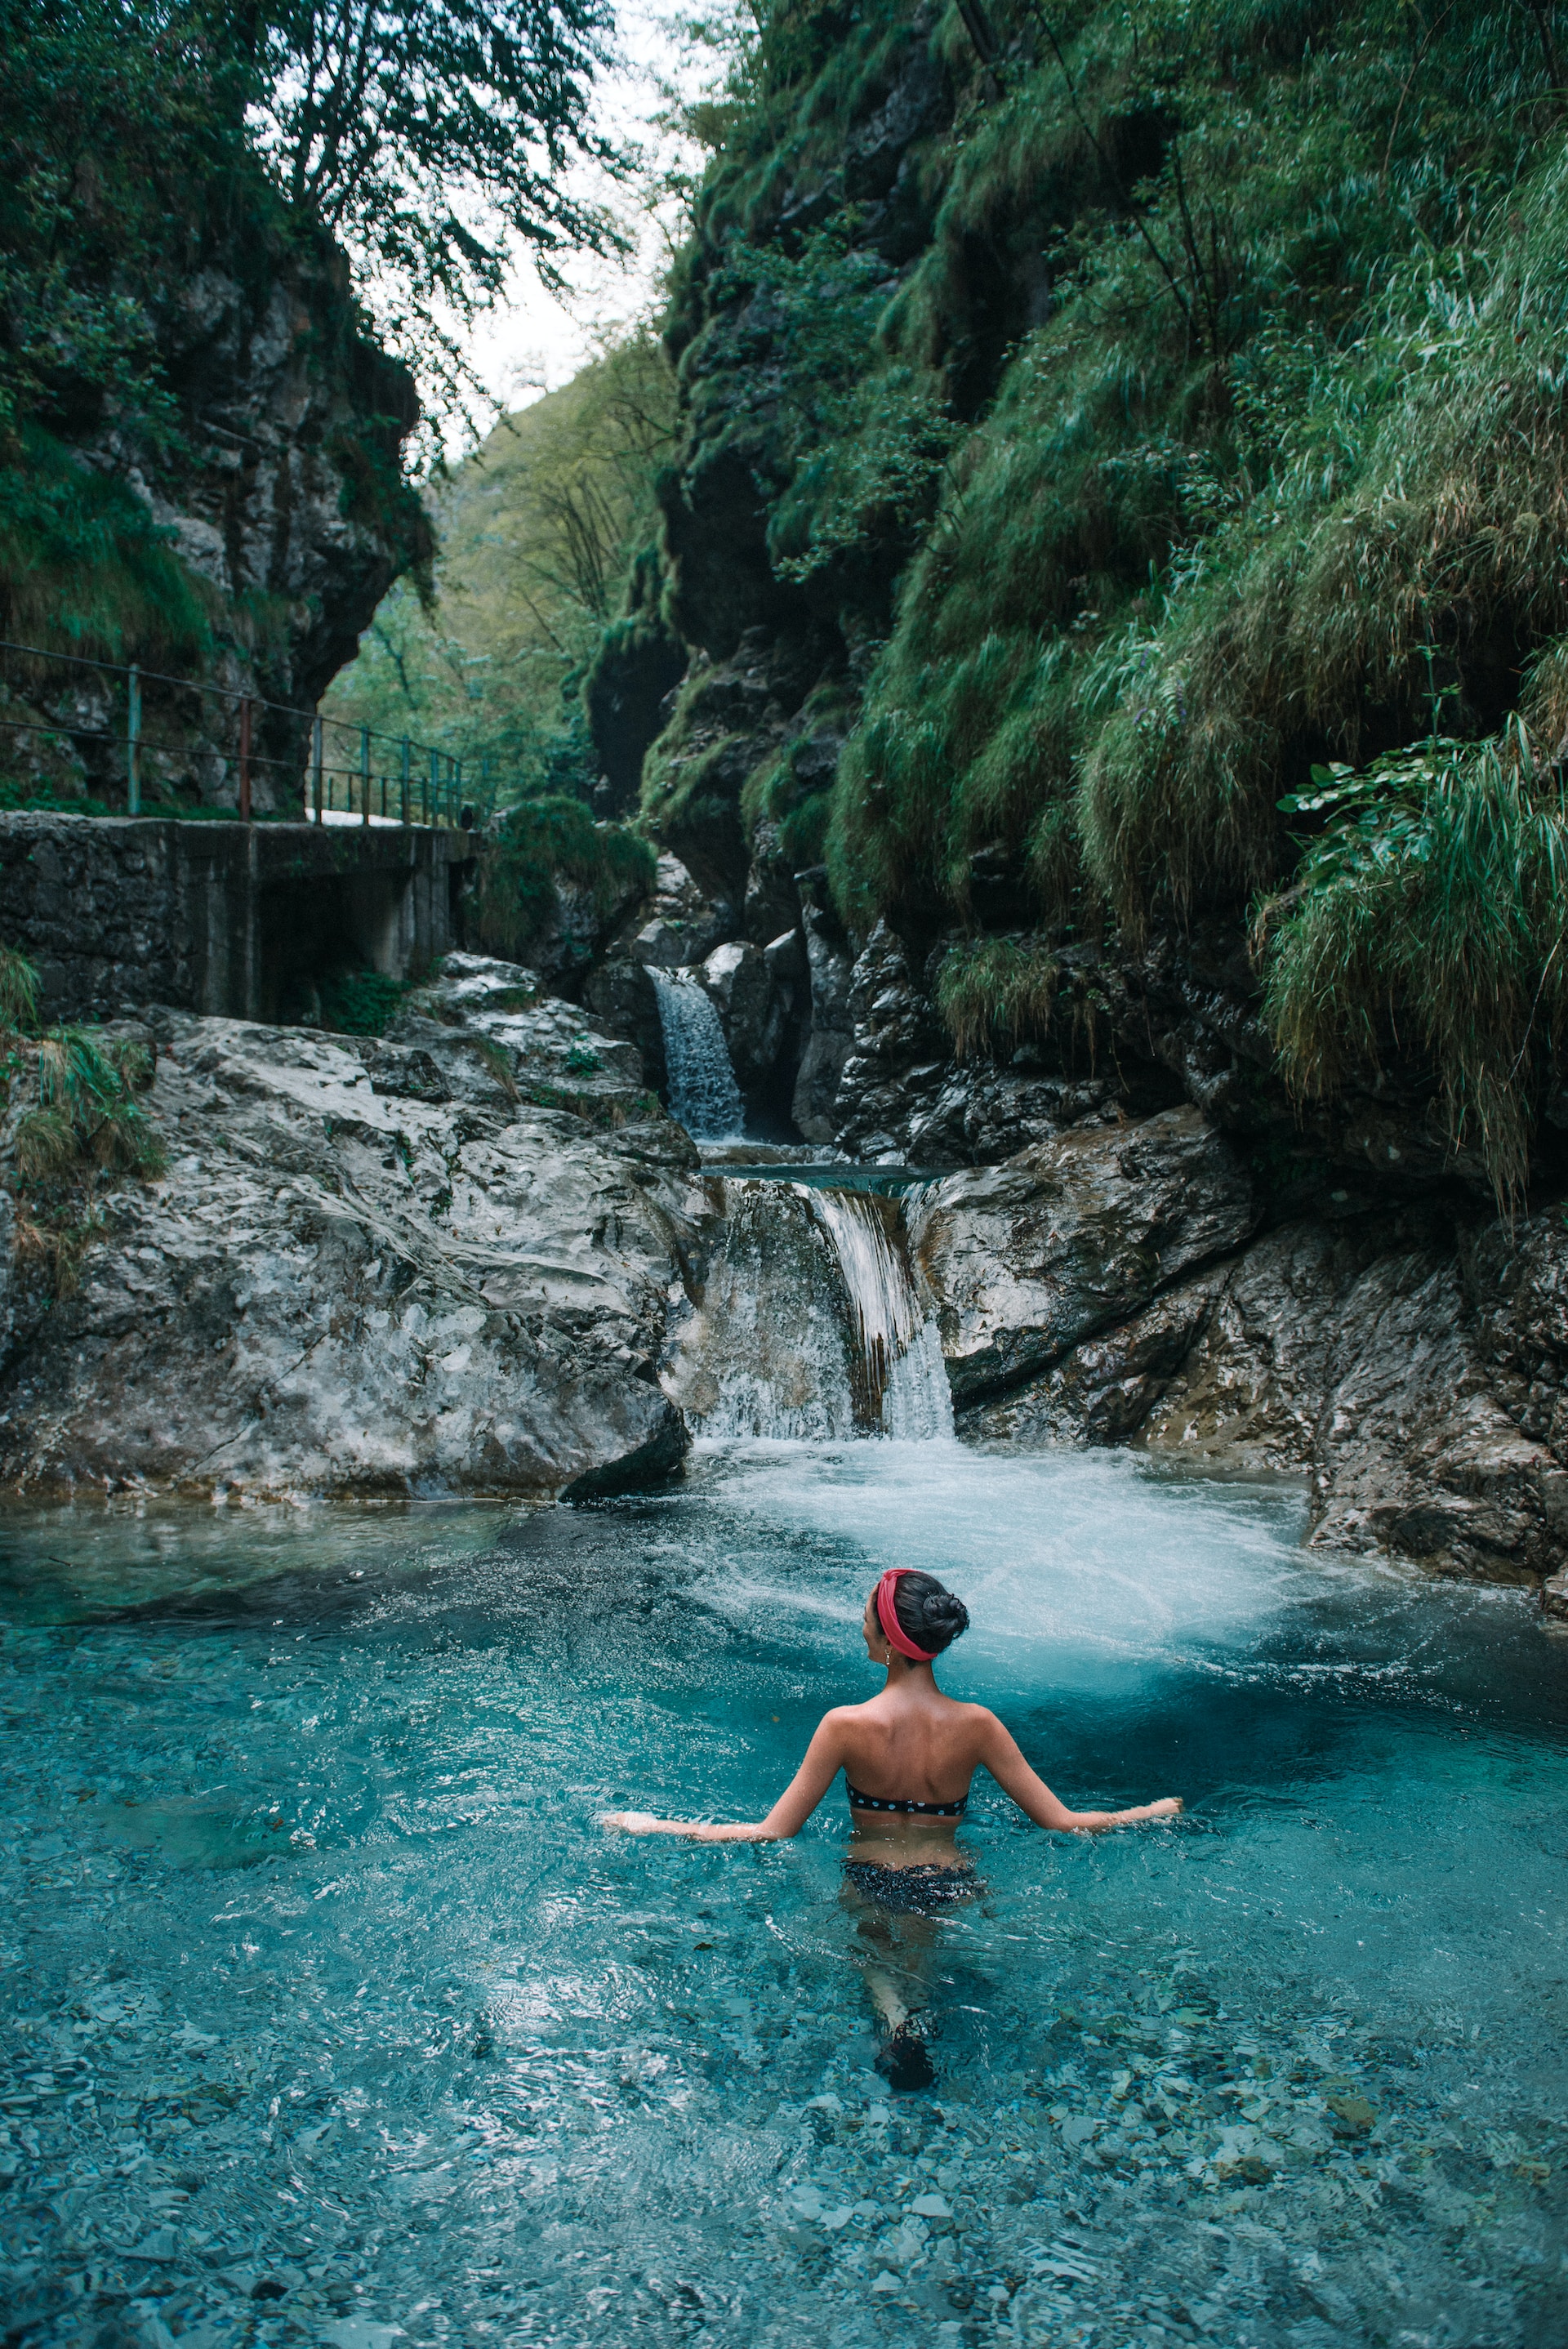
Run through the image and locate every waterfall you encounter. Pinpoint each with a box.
[646,968,745,1140]
[666,1179,955,1442]
[808,1188,956,1442]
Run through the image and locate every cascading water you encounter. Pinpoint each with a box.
[666,1177,954,1442]
[808,1186,954,1440]
[646,967,745,1139]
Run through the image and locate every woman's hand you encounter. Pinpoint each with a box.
[1140,1796,1183,1821]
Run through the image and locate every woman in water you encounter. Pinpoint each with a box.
[604,1567,1182,2087]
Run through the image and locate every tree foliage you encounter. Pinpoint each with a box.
[0,0,621,440]
[247,0,621,399]
[0,0,252,444]
[323,331,678,796]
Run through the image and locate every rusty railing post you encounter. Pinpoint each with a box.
[238,696,252,822]
[127,663,141,815]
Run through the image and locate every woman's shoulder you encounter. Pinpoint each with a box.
[814,1699,876,1735]
[949,1700,1008,1742]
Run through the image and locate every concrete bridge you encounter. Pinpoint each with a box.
[0,813,475,1024]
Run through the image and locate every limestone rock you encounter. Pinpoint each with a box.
[386,952,662,1130]
[1136,1217,1567,1582]
[791,874,854,1145]
[581,958,667,1098]
[909,1106,1259,1407]
[3,237,425,813]
[831,920,948,1161]
[961,1189,1568,1586]
[619,852,733,971]
[0,974,707,1500]
[694,940,789,1093]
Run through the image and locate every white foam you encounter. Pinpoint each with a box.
[691,1441,1311,1679]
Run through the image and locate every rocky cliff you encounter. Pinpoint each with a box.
[908,1108,1568,1597]
[560,0,1568,1595]
[0,958,699,1500]
[2,221,427,816]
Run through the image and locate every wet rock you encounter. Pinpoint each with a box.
[909,1107,1259,1408]
[973,1194,1568,1585]
[793,876,855,1145]
[621,851,734,972]
[581,957,667,1098]
[1137,1216,1567,1581]
[0,962,706,1500]
[961,1273,1225,1446]
[386,952,658,1126]
[831,921,949,1161]
[694,940,789,1094]
[906,1068,1122,1169]
[742,818,802,946]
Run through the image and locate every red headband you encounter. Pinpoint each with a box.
[875,1568,937,1663]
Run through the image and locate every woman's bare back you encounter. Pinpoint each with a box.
[827,1686,993,1807]
[601,1571,1180,1844]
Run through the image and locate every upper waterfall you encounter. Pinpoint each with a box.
[646,968,745,1140]
[665,1177,954,1443]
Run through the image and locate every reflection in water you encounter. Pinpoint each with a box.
[2,1449,1566,2347]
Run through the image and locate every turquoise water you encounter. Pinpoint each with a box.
[2,1444,1566,2347]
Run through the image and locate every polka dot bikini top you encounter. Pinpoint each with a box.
[846,1781,969,1818]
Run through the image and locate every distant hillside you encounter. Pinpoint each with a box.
[323,332,677,805]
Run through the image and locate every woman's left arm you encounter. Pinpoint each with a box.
[602,1714,849,1842]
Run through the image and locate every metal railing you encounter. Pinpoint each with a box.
[0,638,501,828]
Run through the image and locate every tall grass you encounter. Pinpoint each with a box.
[935,936,1059,1060]
[0,426,212,662]
[1258,724,1568,1212]
[644,0,1568,1183]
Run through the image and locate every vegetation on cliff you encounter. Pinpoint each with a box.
[1,0,618,710]
[323,334,677,796]
[607,0,1568,1201]
[0,942,164,1293]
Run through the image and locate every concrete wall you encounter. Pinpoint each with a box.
[0,814,474,1023]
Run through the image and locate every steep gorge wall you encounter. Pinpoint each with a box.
[2,211,428,815]
[590,0,1568,1176]
[579,0,1568,1589]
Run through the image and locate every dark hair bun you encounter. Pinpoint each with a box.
[888,1570,969,1655]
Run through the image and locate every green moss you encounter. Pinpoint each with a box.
[319,969,408,1037]
[476,798,656,960]
[0,426,212,663]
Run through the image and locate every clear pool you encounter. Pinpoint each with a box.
[2,1442,1566,2348]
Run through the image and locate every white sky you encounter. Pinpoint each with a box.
[448,1,708,446]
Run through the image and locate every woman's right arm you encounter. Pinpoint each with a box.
[976,1714,1181,1831]
[600,1711,850,1842]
